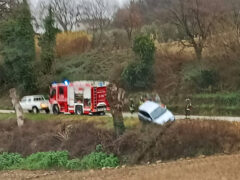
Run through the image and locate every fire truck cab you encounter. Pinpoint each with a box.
[49,81,110,115]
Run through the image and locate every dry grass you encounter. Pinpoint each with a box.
[0,153,239,180]
[56,31,91,57]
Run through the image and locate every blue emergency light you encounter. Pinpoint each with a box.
[64,80,70,86]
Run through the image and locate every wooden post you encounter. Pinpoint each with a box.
[9,88,24,127]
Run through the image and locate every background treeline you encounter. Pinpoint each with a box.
[0,0,240,101]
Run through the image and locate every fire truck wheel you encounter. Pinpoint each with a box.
[75,106,83,115]
[53,105,60,114]
[100,112,106,116]
[32,107,39,114]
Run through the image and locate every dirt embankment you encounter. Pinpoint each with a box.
[0,119,115,158]
[0,118,240,165]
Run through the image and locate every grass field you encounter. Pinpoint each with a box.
[0,113,139,130]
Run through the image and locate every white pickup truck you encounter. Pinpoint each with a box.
[20,95,50,114]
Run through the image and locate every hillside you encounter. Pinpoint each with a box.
[55,49,134,82]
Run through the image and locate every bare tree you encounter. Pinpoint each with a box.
[169,0,222,60]
[38,0,79,32]
[214,0,240,59]
[114,0,142,41]
[229,0,240,45]
[9,88,24,127]
[78,0,117,44]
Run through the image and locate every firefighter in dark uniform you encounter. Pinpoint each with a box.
[139,96,144,106]
[129,98,135,115]
[185,98,192,119]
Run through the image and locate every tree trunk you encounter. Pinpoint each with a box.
[194,46,203,61]
[107,83,126,137]
[112,110,125,137]
[9,88,24,127]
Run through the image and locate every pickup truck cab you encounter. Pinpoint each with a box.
[20,95,50,114]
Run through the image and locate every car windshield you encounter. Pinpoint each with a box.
[150,107,166,120]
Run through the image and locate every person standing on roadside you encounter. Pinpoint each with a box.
[139,96,144,106]
[155,93,161,104]
[129,98,135,115]
[185,98,192,119]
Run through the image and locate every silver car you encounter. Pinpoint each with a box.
[138,101,175,125]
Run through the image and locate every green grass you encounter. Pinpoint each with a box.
[0,113,140,129]
[0,147,119,170]
[169,92,240,116]
[192,92,240,106]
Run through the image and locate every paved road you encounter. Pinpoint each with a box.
[116,113,240,122]
[0,110,15,114]
[1,110,240,122]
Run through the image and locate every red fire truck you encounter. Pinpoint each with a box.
[49,81,110,115]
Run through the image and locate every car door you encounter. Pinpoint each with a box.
[26,97,33,110]
[20,97,27,110]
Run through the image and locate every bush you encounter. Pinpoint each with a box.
[122,35,155,90]
[0,146,119,170]
[0,153,23,170]
[111,120,240,164]
[184,63,219,92]
[79,152,119,170]
[21,151,69,170]
[66,145,119,170]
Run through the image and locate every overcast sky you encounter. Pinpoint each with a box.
[30,0,129,8]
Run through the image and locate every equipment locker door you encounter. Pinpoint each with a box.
[68,86,74,106]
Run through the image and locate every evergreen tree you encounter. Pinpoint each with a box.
[38,6,58,74]
[122,35,156,90]
[0,0,36,93]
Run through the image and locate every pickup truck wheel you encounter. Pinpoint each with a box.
[75,106,83,115]
[32,107,39,114]
[53,105,60,114]
[45,109,50,114]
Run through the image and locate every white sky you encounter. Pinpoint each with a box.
[30,0,129,8]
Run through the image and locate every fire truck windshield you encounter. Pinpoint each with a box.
[50,88,56,98]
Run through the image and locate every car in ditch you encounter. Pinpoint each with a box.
[138,101,175,125]
[20,95,50,114]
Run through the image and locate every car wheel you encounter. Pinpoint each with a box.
[100,112,106,116]
[53,105,60,114]
[32,107,39,114]
[75,106,83,115]
[45,109,50,114]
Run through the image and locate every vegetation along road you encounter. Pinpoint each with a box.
[0,153,239,180]
[1,110,240,122]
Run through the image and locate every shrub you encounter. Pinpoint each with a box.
[79,152,119,170]
[65,159,82,170]
[122,35,155,90]
[21,151,69,170]
[0,153,23,170]
[0,146,119,170]
[183,63,219,92]
[67,145,119,170]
